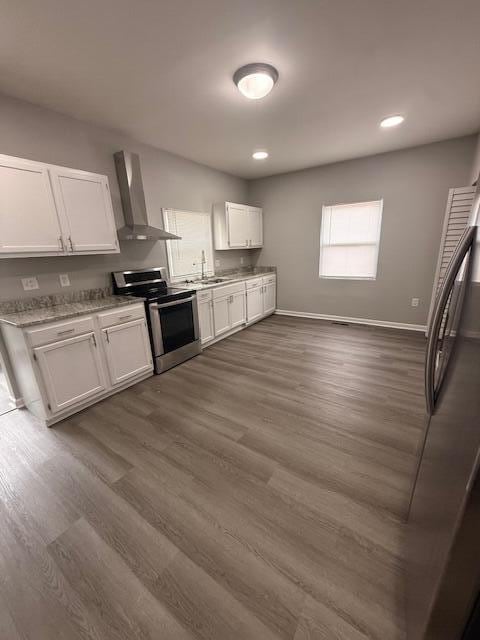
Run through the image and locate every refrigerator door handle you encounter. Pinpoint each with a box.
[425,225,476,415]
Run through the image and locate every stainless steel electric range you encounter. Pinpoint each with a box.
[112,267,201,373]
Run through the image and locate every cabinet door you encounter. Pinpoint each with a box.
[227,203,248,248]
[246,287,264,323]
[263,282,276,315]
[248,207,263,248]
[229,292,246,328]
[103,319,153,386]
[50,168,119,253]
[0,155,63,254]
[198,299,214,344]
[34,333,105,414]
[213,297,231,336]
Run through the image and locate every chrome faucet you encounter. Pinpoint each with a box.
[194,250,207,280]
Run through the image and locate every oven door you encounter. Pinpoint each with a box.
[149,296,199,357]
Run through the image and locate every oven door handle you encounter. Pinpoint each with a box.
[150,296,196,310]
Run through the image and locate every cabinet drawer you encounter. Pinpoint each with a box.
[262,274,276,285]
[197,290,213,303]
[245,277,263,290]
[98,304,145,328]
[27,316,95,348]
[212,282,246,299]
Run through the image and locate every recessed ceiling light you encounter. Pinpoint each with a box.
[380,115,405,128]
[233,63,279,100]
[252,151,269,160]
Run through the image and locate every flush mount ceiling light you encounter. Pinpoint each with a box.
[233,63,279,100]
[380,115,405,128]
[252,150,269,160]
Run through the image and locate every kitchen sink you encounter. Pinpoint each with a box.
[198,277,230,284]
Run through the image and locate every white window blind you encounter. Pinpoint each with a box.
[319,200,383,279]
[163,208,214,281]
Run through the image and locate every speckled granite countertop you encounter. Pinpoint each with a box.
[174,267,276,291]
[0,295,145,329]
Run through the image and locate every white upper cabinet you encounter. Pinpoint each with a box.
[214,201,263,250]
[248,207,263,248]
[0,153,119,258]
[0,155,63,255]
[50,167,118,253]
[227,202,249,248]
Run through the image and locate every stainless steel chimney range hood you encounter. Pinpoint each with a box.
[113,151,181,241]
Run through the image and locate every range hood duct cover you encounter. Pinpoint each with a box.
[113,151,180,241]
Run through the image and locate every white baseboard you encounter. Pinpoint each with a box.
[275,309,427,333]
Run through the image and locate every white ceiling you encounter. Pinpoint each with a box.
[1,0,479,179]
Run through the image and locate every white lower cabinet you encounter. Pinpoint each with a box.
[34,332,106,413]
[1,302,153,426]
[198,274,276,346]
[102,318,152,386]
[263,281,276,315]
[213,296,231,336]
[230,291,246,328]
[198,297,214,344]
[246,286,264,323]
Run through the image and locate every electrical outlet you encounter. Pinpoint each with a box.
[411,297,420,307]
[21,277,39,291]
[59,273,71,287]
[240,257,245,265]
[215,259,220,268]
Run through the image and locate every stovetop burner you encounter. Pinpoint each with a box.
[111,268,195,304]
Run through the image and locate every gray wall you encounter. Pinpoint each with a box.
[470,133,480,185]
[0,93,251,300]
[248,136,476,326]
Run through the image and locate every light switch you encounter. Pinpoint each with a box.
[21,277,39,291]
[411,297,419,307]
[59,273,71,287]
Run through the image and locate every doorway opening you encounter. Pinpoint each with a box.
[0,339,17,417]
[0,361,15,416]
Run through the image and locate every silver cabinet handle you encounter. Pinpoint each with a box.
[68,236,74,251]
[118,314,132,320]
[57,328,74,336]
[105,330,110,343]
[425,225,475,414]
[91,333,97,348]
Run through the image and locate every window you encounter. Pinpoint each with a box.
[163,208,214,281]
[319,199,383,279]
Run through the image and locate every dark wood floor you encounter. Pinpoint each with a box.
[0,316,426,640]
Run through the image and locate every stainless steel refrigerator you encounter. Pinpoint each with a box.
[406,182,480,640]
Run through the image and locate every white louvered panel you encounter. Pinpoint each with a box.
[427,186,475,333]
